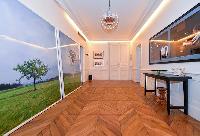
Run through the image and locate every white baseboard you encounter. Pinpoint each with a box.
[171,96,200,121]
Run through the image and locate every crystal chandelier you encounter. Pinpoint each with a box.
[101,0,119,31]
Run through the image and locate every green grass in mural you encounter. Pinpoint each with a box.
[0,75,81,135]
[63,73,81,95]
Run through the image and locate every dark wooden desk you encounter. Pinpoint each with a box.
[143,73,192,115]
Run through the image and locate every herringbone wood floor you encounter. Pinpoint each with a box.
[11,81,200,136]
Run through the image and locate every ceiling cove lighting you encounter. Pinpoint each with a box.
[89,41,130,44]
[64,12,89,42]
[61,0,169,44]
[101,0,119,31]
[131,0,171,44]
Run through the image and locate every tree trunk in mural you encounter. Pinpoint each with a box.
[33,78,36,91]
[73,64,75,78]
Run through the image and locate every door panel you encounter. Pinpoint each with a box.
[120,65,129,80]
[120,45,129,65]
[110,45,120,80]
[120,45,129,80]
[109,45,129,80]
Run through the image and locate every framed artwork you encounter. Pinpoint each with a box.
[93,51,104,59]
[149,3,200,64]
[94,60,104,67]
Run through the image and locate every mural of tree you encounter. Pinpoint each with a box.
[67,46,79,77]
[14,59,48,90]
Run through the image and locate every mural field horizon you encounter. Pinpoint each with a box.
[0,0,81,135]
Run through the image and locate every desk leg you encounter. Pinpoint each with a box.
[166,80,170,115]
[154,78,157,96]
[144,75,147,96]
[183,80,188,115]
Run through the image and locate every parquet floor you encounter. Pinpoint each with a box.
[10,81,200,136]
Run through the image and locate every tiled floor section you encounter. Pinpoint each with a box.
[11,81,200,136]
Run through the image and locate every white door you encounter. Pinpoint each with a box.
[110,45,120,80]
[119,45,129,80]
[109,44,129,80]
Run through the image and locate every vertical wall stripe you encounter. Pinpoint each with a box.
[55,29,65,99]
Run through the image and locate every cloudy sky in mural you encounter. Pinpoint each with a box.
[0,0,55,48]
[60,31,76,46]
[0,0,80,84]
[0,0,59,84]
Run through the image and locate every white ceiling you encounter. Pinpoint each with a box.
[57,0,163,41]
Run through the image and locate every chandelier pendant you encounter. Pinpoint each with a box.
[101,0,119,31]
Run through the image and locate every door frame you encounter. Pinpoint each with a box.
[135,44,141,83]
[80,46,84,83]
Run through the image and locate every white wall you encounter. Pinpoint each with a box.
[132,0,200,120]
[88,42,132,80]
[18,0,89,82]
[88,43,110,80]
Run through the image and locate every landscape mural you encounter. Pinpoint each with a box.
[60,31,82,95]
[0,0,81,135]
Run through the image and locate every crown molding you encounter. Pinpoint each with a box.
[128,0,161,40]
[56,0,90,38]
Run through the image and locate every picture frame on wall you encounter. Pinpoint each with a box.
[93,51,104,59]
[94,59,104,67]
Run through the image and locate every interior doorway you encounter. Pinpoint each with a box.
[135,44,141,83]
[109,44,129,80]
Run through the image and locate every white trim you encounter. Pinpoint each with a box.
[4,86,82,136]
[80,46,84,83]
[0,35,79,50]
[131,0,171,43]
[55,29,65,98]
[48,43,78,50]
[0,35,47,50]
[89,41,131,44]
